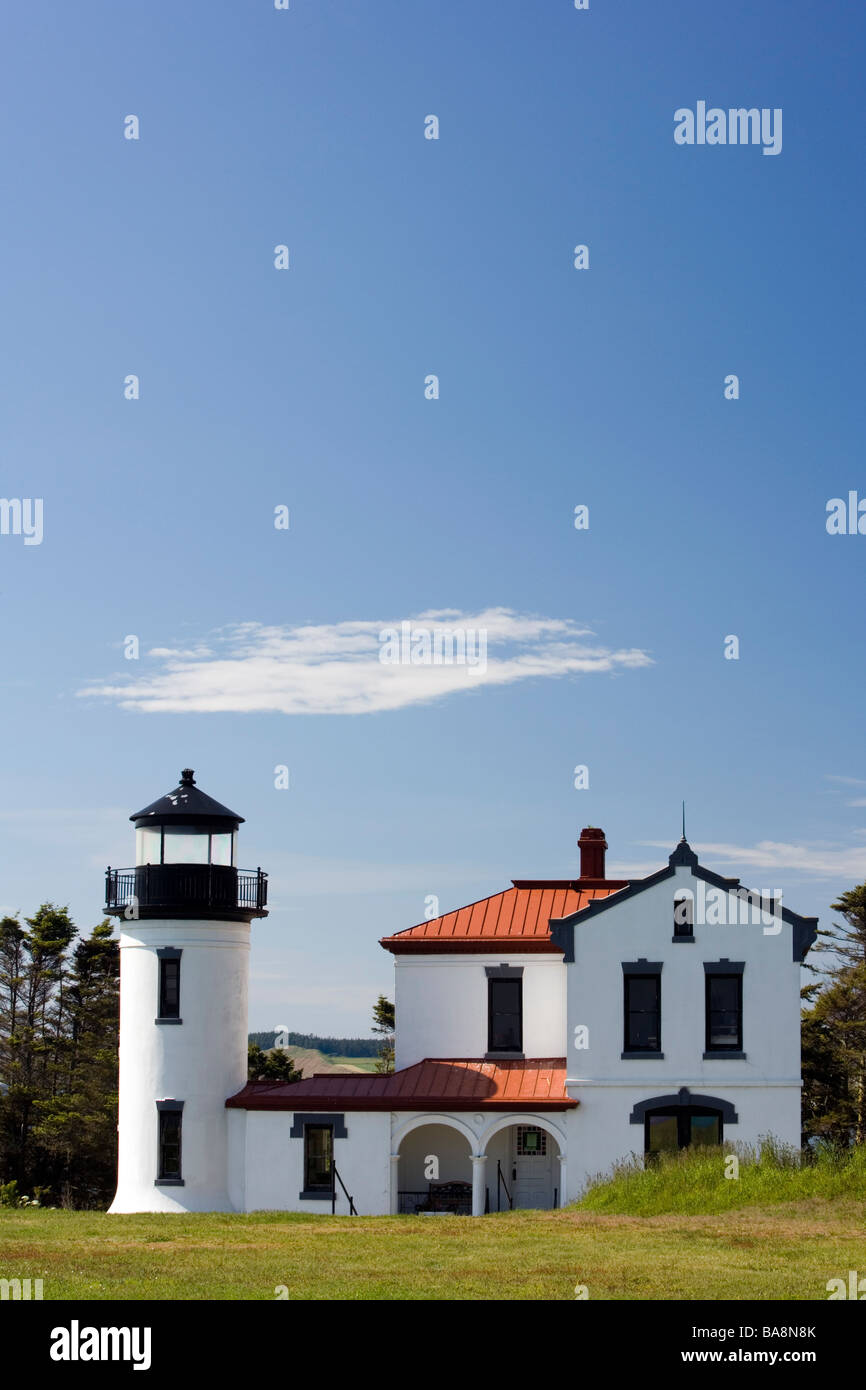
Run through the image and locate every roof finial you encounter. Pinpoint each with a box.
[180,768,195,786]
[682,800,686,842]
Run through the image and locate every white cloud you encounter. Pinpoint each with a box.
[641,838,866,880]
[77,609,653,716]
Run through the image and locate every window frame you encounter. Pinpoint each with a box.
[487,976,523,1054]
[303,1122,334,1195]
[644,1105,723,1157]
[156,947,182,1024]
[622,971,662,1055]
[704,971,744,1053]
[155,1101,184,1186]
[673,891,695,940]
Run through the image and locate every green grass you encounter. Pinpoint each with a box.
[576,1140,866,1216]
[1,1199,864,1300]
[2,1146,863,1300]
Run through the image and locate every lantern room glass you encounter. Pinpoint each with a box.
[135,827,238,866]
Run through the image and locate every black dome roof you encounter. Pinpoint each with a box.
[130,769,244,827]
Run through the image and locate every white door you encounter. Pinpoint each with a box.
[511,1125,554,1209]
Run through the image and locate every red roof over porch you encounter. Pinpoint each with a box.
[226,1057,577,1112]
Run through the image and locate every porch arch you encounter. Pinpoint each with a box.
[391,1112,478,1151]
[478,1112,567,1155]
[391,1114,477,1216]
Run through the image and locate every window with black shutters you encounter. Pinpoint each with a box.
[624,974,661,1052]
[158,957,180,1019]
[705,974,743,1051]
[158,1109,182,1180]
[488,978,522,1052]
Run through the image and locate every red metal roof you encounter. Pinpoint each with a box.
[226,1057,576,1112]
[380,880,627,954]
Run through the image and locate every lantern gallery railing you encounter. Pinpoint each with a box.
[105,864,268,916]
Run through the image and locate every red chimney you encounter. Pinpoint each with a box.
[578,827,607,881]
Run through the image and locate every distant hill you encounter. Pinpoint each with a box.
[267,1046,379,1078]
[249,1030,381,1058]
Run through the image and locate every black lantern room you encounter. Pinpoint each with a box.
[105,769,268,922]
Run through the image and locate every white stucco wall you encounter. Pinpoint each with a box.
[109,919,250,1214]
[562,864,804,1195]
[235,1109,391,1215]
[561,1084,801,1200]
[394,955,565,1069]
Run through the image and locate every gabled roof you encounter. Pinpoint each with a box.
[226,1057,576,1112]
[380,880,628,955]
[548,839,819,963]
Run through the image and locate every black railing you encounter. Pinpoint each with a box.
[331,1165,357,1215]
[105,864,268,916]
[398,1190,429,1215]
[497,1159,513,1212]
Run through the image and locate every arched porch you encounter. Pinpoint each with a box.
[480,1116,566,1212]
[391,1113,567,1216]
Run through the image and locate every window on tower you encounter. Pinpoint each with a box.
[156,1102,184,1185]
[156,949,182,1023]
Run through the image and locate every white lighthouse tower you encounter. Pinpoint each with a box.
[106,769,267,1213]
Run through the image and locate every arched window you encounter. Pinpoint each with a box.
[629,1089,737,1160]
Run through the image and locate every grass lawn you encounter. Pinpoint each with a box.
[1,1200,864,1300]
[2,1147,863,1300]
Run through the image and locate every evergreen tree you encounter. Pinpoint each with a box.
[372,994,395,1074]
[0,906,76,1188]
[247,1042,303,1083]
[801,883,866,1147]
[34,920,119,1207]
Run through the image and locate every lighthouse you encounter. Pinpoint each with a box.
[105,769,267,1213]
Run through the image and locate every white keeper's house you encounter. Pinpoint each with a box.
[106,770,818,1216]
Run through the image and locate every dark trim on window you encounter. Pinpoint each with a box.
[703,1050,746,1060]
[487,975,522,1053]
[302,1121,335,1199]
[289,1113,347,1139]
[704,967,744,1053]
[484,964,524,978]
[629,1088,738,1125]
[671,935,694,943]
[623,967,661,1055]
[620,1051,666,1060]
[484,1051,525,1060]
[157,947,182,1023]
[156,1100,184,1185]
[673,891,694,939]
[644,1106,724,1154]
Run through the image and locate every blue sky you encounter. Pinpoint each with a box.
[1,0,864,1033]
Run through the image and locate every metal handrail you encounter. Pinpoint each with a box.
[331,1164,357,1215]
[497,1159,513,1211]
[104,864,268,914]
